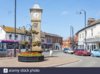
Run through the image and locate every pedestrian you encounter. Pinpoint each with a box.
[49,48,53,56]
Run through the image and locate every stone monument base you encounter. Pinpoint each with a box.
[18,55,44,62]
[18,51,44,62]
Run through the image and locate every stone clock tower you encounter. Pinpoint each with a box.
[30,3,43,52]
[18,2,44,62]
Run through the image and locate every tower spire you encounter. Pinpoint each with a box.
[32,0,41,9]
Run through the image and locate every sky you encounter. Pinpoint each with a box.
[0,0,100,40]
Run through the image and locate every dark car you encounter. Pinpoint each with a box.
[74,49,91,56]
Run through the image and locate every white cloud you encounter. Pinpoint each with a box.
[61,11,69,16]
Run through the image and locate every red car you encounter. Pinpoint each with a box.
[74,49,91,56]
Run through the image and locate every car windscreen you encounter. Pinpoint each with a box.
[94,49,100,51]
[64,48,69,50]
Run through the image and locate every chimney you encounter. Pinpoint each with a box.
[21,26,25,30]
[1,25,5,28]
[21,26,26,33]
[88,18,95,26]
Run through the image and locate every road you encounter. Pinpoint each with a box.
[43,50,100,67]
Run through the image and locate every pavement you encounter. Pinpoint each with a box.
[0,51,79,67]
[57,53,100,67]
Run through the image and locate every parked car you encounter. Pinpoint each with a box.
[63,48,74,54]
[63,48,69,53]
[91,49,100,57]
[0,49,7,57]
[74,49,91,56]
[73,49,82,53]
[67,49,74,54]
[44,48,50,52]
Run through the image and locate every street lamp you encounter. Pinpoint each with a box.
[70,25,74,49]
[14,0,17,57]
[79,10,87,50]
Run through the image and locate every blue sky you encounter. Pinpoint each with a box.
[0,0,100,40]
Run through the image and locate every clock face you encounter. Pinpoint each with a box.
[33,12,39,18]
[33,23,38,28]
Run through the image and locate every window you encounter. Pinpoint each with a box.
[80,34,81,39]
[85,30,87,37]
[82,33,84,38]
[94,45,96,49]
[9,34,12,39]
[29,37,30,40]
[15,35,18,40]
[0,28,2,33]
[21,35,24,40]
[47,38,52,43]
[7,43,14,49]
[29,37,31,41]
[7,43,19,49]
[91,29,93,36]
[0,43,2,49]
[92,45,96,50]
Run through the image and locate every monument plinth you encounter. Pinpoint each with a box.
[18,3,44,62]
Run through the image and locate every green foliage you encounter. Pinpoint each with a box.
[32,30,39,34]
[33,41,41,46]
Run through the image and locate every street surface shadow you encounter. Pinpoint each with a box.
[44,56,58,58]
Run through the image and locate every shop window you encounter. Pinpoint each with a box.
[0,43,2,49]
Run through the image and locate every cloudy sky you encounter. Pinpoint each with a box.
[0,0,100,39]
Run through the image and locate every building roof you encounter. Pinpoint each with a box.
[76,19,100,34]
[43,32,62,38]
[0,25,62,38]
[0,25,29,35]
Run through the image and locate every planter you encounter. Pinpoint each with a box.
[32,41,41,46]
[18,55,44,62]
[32,30,39,34]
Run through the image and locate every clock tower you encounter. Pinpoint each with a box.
[30,3,43,51]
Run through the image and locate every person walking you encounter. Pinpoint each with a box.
[49,48,53,56]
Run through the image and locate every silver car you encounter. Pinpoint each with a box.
[0,49,7,57]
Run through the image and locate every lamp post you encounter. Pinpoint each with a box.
[70,25,74,49]
[79,10,87,50]
[14,0,17,57]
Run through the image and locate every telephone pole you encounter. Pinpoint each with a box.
[14,0,17,57]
